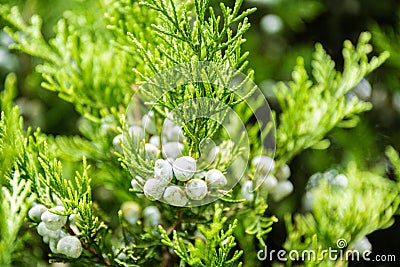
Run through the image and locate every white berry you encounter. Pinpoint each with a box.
[131,178,142,191]
[353,78,372,100]
[275,164,291,181]
[57,236,83,259]
[149,135,160,147]
[143,206,161,227]
[207,146,220,163]
[112,134,123,148]
[28,204,47,222]
[302,191,314,211]
[257,174,278,192]
[49,230,67,253]
[162,116,185,142]
[41,206,68,231]
[143,178,167,200]
[251,155,275,175]
[185,179,208,200]
[145,143,159,159]
[43,235,50,244]
[68,214,81,235]
[121,201,141,225]
[241,180,254,201]
[173,156,196,181]
[162,142,184,160]
[164,125,185,142]
[154,159,173,182]
[332,174,348,188]
[37,222,65,240]
[37,222,51,237]
[205,169,227,187]
[163,186,188,206]
[271,181,293,201]
[351,237,372,253]
[142,112,157,135]
[260,14,283,34]
[128,125,145,142]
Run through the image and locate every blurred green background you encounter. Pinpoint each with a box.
[1,0,399,265]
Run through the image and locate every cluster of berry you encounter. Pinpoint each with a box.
[28,204,82,258]
[112,112,186,160]
[242,155,293,201]
[141,157,227,206]
[115,112,230,207]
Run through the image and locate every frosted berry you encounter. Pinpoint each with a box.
[163,186,188,206]
[353,79,372,100]
[68,214,82,235]
[306,172,323,191]
[48,230,67,253]
[164,125,185,142]
[154,159,173,182]
[257,174,278,192]
[163,116,176,130]
[49,239,59,254]
[43,235,50,244]
[251,155,275,175]
[145,143,159,159]
[173,156,196,181]
[142,111,157,135]
[37,221,51,237]
[162,142,184,160]
[275,164,291,181]
[41,206,68,231]
[100,115,116,132]
[112,134,123,148]
[28,204,47,222]
[121,201,141,225]
[149,135,160,147]
[37,222,65,239]
[128,125,145,142]
[260,14,283,34]
[57,235,83,259]
[332,174,348,188]
[302,191,314,211]
[241,180,254,201]
[208,146,220,163]
[205,169,227,187]
[131,178,142,191]
[351,237,372,253]
[143,178,167,200]
[271,181,293,201]
[162,116,185,142]
[185,179,208,200]
[143,206,161,227]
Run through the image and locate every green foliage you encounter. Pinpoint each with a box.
[0,3,134,122]
[0,73,23,183]
[284,162,400,266]
[0,169,36,266]
[274,32,389,166]
[160,204,243,267]
[129,0,256,154]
